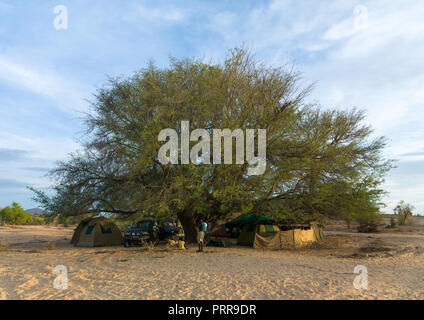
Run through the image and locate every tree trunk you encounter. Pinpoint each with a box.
[178,212,198,244]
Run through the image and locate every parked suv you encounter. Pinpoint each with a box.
[124,219,159,247]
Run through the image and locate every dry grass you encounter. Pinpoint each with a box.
[0,238,8,251]
[44,241,55,250]
[311,235,358,249]
[141,240,157,252]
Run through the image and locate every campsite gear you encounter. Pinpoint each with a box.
[176,228,185,241]
[71,217,123,247]
[208,224,229,238]
[124,219,158,247]
[177,219,183,228]
[178,240,185,250]
[168,239,178,246]
[160,220,185,242]
[207,238,232,248]
[167,239,185,249]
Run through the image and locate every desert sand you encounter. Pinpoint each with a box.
[0,225,423,300]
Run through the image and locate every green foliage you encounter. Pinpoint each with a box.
[388,215,398,228]
[0,202,33,225]
[39,214,91,226]
[352,210,382,232]
[394,200,415,225]
[30,48,393,241]
[32,216,45,225]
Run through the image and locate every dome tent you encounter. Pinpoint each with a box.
[71,217,123,247]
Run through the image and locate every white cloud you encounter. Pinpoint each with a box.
[0,131,79,162]
[123,4,187,26]
[323,15,358,41]
[0,55,90,114]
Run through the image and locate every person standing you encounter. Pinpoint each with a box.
[197,219,208,252]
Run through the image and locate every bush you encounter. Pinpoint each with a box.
[394,201,415,226]
[388,216,398,228]
[353,210,382,233]
[32,216,45,225]
[357,224,379,233]
[0,202,33,225]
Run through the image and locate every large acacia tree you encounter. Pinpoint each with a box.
[31,48,392,241]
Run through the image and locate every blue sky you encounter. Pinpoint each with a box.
[0,0,423,213]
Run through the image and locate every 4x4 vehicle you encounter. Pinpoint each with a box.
[124,219,185,247]
[124,219,159,247]
[160,220,184,241]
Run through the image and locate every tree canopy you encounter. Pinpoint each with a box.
[31,48,393,240]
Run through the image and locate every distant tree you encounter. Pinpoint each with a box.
[32,216,45,225]
[388,215,398,228]
[30,48,393,241]
[394,201,415,225]
[0,202,33,225]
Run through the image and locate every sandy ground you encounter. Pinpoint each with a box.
[0,225,423,300]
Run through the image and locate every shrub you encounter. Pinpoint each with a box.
[357,224,379,233]
[394,201,415,226]
[45,242,55,250]
[353,210,382,233]
[388,216,398,228]
[32,216,45,225]
[0,202,33,225]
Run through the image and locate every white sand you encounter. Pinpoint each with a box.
[0,226,423,300]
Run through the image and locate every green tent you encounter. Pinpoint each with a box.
[226,213,274,227]
[237,223,280,246]
[71,217,123,247]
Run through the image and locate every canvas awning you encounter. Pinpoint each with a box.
[226,213,274,226]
